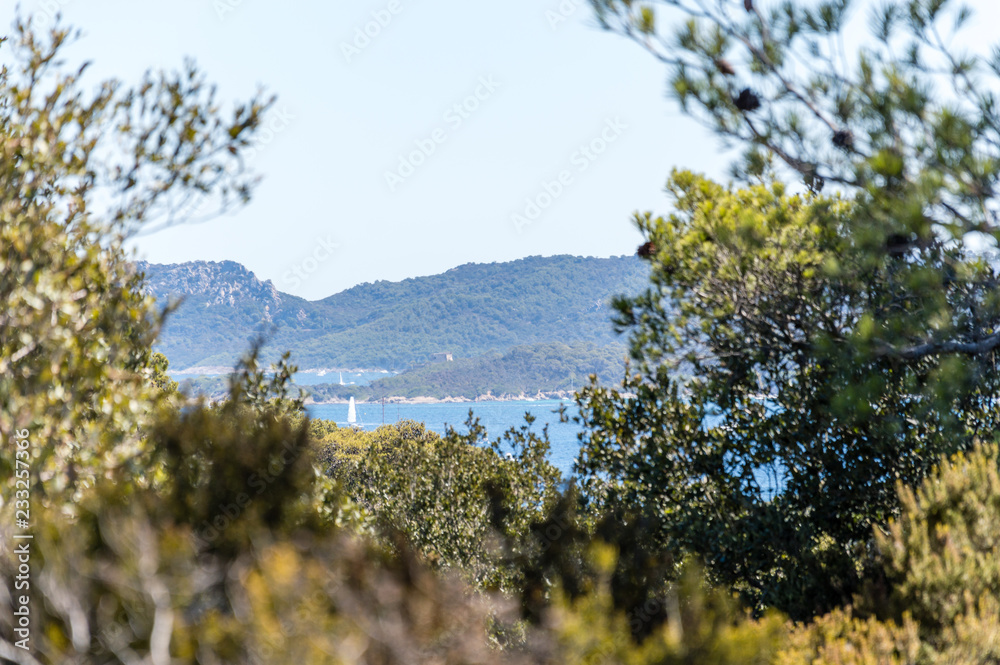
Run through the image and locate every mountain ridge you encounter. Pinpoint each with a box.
[142,254,649,371]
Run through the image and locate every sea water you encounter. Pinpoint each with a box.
[306,399,583,475]
[307,399,784,495]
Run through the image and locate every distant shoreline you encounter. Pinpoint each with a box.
[305,392,577,406]
[170,370,582,404]
[171,366,392,376]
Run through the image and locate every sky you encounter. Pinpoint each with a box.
[11,0,1000,299]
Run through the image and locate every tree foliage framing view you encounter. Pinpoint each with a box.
[577,0,1000,618]
[6,2,1000,663]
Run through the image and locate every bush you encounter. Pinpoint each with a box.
[0,390,525,664]
[320,415,562,593]
[576,173,1000,618]
[780,441,1000,664]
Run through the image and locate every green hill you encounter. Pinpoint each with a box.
[306,341,627,401]
[143,255,649,371]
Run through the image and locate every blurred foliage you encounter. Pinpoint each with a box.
[546,552,788,665]
[0,374,522,664]
[779,441,1000,663]
[878,443,1000,637]
[779,608,923,664]
[591,0,1000,250]
[316,416,563,593]
[226,344,308,423]
[0,15,272,512]
[9,5,1000,663]
[576,172,1000,618]
[148,353,179,394]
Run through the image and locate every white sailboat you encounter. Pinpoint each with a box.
[339,372,345,386]
[347,396,360,429]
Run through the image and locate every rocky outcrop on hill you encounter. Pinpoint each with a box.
[137,260,282,309]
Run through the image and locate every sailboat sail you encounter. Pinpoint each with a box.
[347,396,357,425]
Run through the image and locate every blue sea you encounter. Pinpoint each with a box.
[307,399,784,495]
[306,399,584,475]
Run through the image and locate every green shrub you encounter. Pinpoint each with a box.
[320,415,561,593]
[778,441,1000,664]
[547,549,788,665]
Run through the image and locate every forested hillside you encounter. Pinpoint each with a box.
[307,341,626,401]
[144,255,649,370]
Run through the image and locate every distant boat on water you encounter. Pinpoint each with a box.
[317,369,327,377]
[339,372,345,386]
[347,396,361,429]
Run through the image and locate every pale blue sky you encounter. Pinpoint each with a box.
[13,0,1000,298]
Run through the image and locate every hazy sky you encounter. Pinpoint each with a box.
[12,0,1000,299]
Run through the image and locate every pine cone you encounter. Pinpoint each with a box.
[734,88,761,112]
[715,59,736,76]
[832,129,854,151]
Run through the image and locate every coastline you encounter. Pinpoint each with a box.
[173,365,392,376]
[304,391,576,405]
[172,368,598,405]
